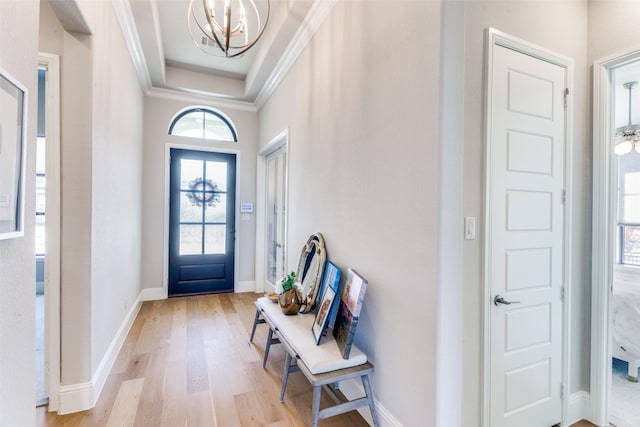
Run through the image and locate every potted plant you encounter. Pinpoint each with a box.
[277,272,301,315]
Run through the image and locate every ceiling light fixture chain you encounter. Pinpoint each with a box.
[188,0,270,59]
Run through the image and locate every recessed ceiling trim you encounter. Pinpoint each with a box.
[147,87,257,113]
[254,0,337,109]
[112,0,152,91]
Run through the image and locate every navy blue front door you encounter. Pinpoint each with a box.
[168,149,236,296]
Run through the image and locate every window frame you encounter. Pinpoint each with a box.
[168,107,238,142]
[617,165,640,267]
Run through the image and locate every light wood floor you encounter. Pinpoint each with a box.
[38,293,369,427]
[570,421,609,427]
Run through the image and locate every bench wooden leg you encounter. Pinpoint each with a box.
[249,308,265,343]
[280,353,301,402]
[311,384,322,427]
[263,327,274,368]
[281,353,292,402]
[362,373,380,427]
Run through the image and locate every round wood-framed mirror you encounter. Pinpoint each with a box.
[295,232,327,313]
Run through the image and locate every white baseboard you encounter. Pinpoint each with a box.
[57,290,144,415]
[236,280,256,293]
[141,287,165,301]
[339,378,403,427]
[58,382,93,415]
[567,390,591,426]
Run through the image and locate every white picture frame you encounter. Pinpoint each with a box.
[0,67,27,240]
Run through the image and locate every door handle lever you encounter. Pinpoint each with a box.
[494,295,521,306]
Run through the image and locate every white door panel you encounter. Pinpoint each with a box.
[265,146,287,287]
[488,44,565,427]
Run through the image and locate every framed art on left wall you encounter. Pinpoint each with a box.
[0,67,27,240]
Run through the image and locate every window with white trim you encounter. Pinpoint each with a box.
[617,155,640,266]
[168,107,237,142]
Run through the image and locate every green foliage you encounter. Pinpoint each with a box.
[280,271,297,292]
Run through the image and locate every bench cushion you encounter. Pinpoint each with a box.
[256,297,367,374]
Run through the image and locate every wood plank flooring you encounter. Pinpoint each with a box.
[38,293,369,427]
[570,421,609,427]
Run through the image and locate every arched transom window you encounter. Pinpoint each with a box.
[169,107,238,142]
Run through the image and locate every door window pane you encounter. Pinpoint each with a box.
[180,159,203,190]
[205,225,226,254]
[206,161,227,191]
[205,194,226,223]
[35,173,46,255]
[180,192,203,223]
[180,224,202,255]
[35,215,45,255]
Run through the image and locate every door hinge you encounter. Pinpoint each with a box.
[561,286,565,303]
[561,189,566,205]
[560,382,565,400]
[564,88,569,108]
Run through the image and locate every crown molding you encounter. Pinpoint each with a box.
[254,0,337,110]
[146,87,257,112]
[112,0,152,91]
[113,0,336,111]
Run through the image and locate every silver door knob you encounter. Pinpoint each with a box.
[494,295,520,306]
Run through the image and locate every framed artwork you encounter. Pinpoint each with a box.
[312,285,337,345]
[333,269,368,358]
[0,67,27,240]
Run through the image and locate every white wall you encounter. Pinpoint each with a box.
[259,2,442,425]
[0,1,38,425]
[89,0,144,374]
[39,0,145,397]
[459,2,591,424]
[588,1,640,66]
[141,96,258,293]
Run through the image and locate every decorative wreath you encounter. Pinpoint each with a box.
[186,177,221,207]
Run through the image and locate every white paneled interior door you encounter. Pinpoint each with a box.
[265,145,287,287]
[487,43,566,427]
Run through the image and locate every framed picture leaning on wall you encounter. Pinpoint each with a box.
[0,67,27,240]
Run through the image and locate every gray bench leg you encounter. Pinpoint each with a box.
[281,353,292,402]
[280,353,301,402]
[362,374,380,427]
[263,327,274,368]
[249,309,265,343]
[311,384,322,427]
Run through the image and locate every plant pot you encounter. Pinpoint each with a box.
[278,289,301,315]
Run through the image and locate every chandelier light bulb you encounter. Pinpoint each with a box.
[615,140,634,155]
[188,0,270,59]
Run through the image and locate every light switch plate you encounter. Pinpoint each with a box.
[464,217,476,240]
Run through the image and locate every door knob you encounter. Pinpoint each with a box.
[494,295,521,306]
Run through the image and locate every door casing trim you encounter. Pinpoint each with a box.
[482,27,574,427]
[255,128,289,293]
[162,143,242,298]
[38,52,62,413]
[590,45,640,426]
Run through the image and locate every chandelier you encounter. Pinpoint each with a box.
[614,81,640,155]
[188,0,270,59]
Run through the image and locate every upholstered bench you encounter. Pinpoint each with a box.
[250,297,379,427]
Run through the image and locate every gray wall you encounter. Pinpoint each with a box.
[459,2,591,424]
[141,96,258,292]
[39,0,145,389]
[0,0,38,424]
[259,2,442,425]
